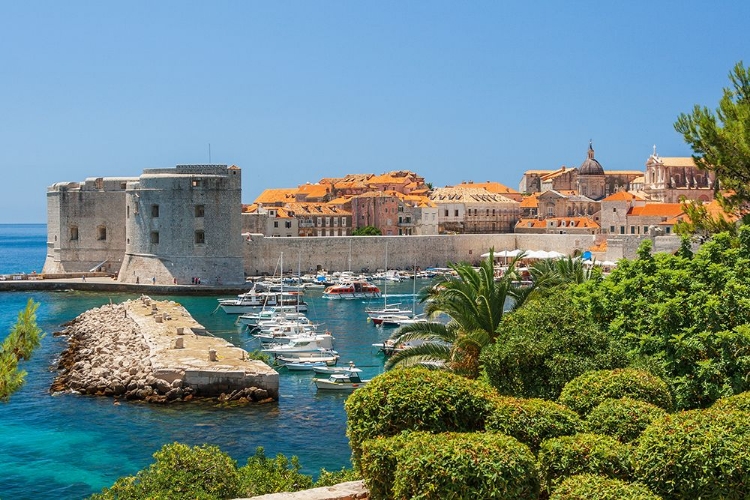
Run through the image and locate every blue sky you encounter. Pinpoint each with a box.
[1,1,748,223]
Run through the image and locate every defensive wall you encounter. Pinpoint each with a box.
[243,233,598,275]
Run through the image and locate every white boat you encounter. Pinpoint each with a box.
[261,334,335,354]
[370,312,412,326]
[253,323,320,344]
[313,369,370,390]
[284,360,334,371]
[219,291,307,314]
[312,361,360,375]
[322,281,381,300]
[275,349,340,366]
[238,305,305,327]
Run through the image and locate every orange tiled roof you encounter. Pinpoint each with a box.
[629,203,684,217]
[520,194,539,208]
[457,181,520,196]
[284,202,351,216]
[602,191,645,202]
[516,217,599,229]
[254,188,298,204]
[297,183,329,198]
[658,157,697,168]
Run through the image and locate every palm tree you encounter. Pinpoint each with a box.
[529,255,597,290]
[385,249,533,378]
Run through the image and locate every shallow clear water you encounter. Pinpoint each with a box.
[0,225,425,499]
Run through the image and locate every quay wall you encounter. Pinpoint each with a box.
[243,233,597,275]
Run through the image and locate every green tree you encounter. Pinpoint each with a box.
[352,225,382,236]
[1,299,43,401]
[673,198,737,239]
[238,447,313,496]
[385,250,533,378]
[674,61,750,210]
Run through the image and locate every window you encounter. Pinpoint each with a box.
[341,218,347,227]
[192,178,202,187]
[444,209,449,217]
[151,205,159,217]
[273,221,279,228]
[195,230,205,244]
[620,226,625,234]
[612,208,617,212]
[631,226,636,234]
[195,205,205,217]
[127,206,130,218]
[666,227,672,234]
[285,221,292,228]
[454,210,459,217]
[70,226,78,241]
[610,225,615,233]
[150,231,159,244]
[97,226,107,241]
[644,226,649,234]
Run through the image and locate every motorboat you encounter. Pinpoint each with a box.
[237,305,305,327]
[261,334,335,355]
[313,369,370,390]
[219,291,307,314]
[312,361,360,375]
[322,281,381,300]
[274,349,340,367]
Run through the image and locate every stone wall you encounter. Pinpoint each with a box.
[243,233,596,275]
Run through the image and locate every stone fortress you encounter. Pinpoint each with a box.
[43,165,245,285]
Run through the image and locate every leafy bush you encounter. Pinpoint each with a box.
[585,397,667,442]
[482,288,626,400]
[345,367,500,466]
[711,390,750,412]
[313,466,360,487]
[575,231,750,410]
[362,431,539,500]
[238,447,313,496]
[538,433,632,493]
[550,474,662,500]
[91,442,242,500]
[485,396,584,452]
[633,408,750,499]
[558,369,673,416]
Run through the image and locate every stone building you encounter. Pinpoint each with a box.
[43,176,137,274]
[350,191,401,235]
[643,150,716,203]
[430,186,520,234]
[45,165,245,285]
[515,216,600,235]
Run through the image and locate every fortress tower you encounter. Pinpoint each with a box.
[43,176,137,274]
[118,165,244,285]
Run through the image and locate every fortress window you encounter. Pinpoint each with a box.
[151,205,160,218]
[97,226,107,241]
[151,231,159,244]
[70,226,78,241]
[195,230,205,244]
[192,178,202,188]
[195,205,205,217]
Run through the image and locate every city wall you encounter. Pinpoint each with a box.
[243,233,598,275]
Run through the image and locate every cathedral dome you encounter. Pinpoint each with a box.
[579,142,605,176]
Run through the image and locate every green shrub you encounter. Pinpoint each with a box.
[558,369,673,416]
[585,397,667,442]
[345,367,499,466]
[482,289,627,400]
[91,442,242,500]
[237,446,313,497]
[313,467,360,487]
[538,433,632,493]
[633,408,750,499]
[550,474,662,500]
[485,396,584,452]
[362,431,539,500]
[359,433,412,500]
[711,390,750,412]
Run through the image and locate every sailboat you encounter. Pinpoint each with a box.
[366,242,411,325]
[394,264,428,327]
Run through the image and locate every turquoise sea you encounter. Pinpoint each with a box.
[0,224,423,499]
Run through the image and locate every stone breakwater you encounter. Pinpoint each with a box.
[51,296,279,403]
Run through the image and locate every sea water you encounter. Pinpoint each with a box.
[0,224,424,499]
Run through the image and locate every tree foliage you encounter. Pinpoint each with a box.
[575,232,750,409]
[482,287,627,400]
[674,61,750,210]
[673,198,738,238]
[352,225,382,236]
[386,250,533,377]
[1,299,43,401]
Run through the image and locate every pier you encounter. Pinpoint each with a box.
[52,296,279,402]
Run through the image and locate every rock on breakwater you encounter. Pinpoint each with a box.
[52,296,279,403]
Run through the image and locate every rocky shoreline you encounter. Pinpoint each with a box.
[51,298,277,403]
